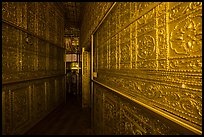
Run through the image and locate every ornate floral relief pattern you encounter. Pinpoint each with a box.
[120,106,147,135]
[98,69,201,92]
[130,2,138,21]
[163,71,201,90]
[94,85,186,135]
[119,27,130,68]
[152,85,202,126]
[158,27,167,59]
[169,2,202,22]
[137,35,156,60]
[2,2,65,134]
[137,21,156,36]
[169,14,202,57]
[169,57,202,71]
[137,8,156,27]
[119,3,131,28]
[103,93,119,135]
[157,3,166,17]
[158,60,167,70]
[120,43,131,69]
[97,72,202,127]
[157,13,166,28]
[137,2,153,15]
[120,102,178,135]
[91,2,202,135]
[137,60,157,70]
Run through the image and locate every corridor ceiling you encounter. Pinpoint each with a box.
[60,2,82,37]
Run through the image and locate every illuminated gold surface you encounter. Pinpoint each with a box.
[82,48,90,108]
[2,2,65,84]
[2,2,202,135]
[80,2,114,48]
[80,2,202,135]
[2,2,65,135]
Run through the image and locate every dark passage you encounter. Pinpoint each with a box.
[25,93,93,135]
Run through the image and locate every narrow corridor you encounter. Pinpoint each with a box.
[2,2,202,135]
[25,93,93,135]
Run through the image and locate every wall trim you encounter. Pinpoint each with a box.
[92,79,201,135]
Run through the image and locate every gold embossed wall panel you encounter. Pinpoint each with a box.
[80,2,114,48]
[2,83,31,135]
[27,3,37,34]
[2,2,65,84]
[82,49,90,107]
[93,84,104,134]
[92,2,202,135]
[168,2,202,72]
[2,76,65,135]
[2,25,65,83]
[93,83,197,135]
[2,88,12,135]
[31,81,46,120]
[2,2,65,135]
[11,85,30,134]
[103,89,120,135]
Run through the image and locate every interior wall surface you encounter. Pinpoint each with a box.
[80,2,114,48]
[2,2,65,135]
[82,48,90,108]
[81,2,202,135]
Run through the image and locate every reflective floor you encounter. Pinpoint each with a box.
[25,92,93,135]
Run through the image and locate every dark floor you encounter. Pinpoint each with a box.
[25,93,94,135]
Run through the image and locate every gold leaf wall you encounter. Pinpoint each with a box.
[2,2,65,135]
[81,2,202,135]
[80,2,114,48]
[82,49,90,108]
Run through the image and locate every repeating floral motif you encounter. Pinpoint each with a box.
[2,2,66,135]
[93,84,195,135]
[169,2,202,22]
[170,15,202,56]
[137,35,155,59]
[80,2,113,48]
[2,2,65,84]
[2,77,65,135]
[91,2,202,134]
[103,94,119,134]
[96,72,202,129]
